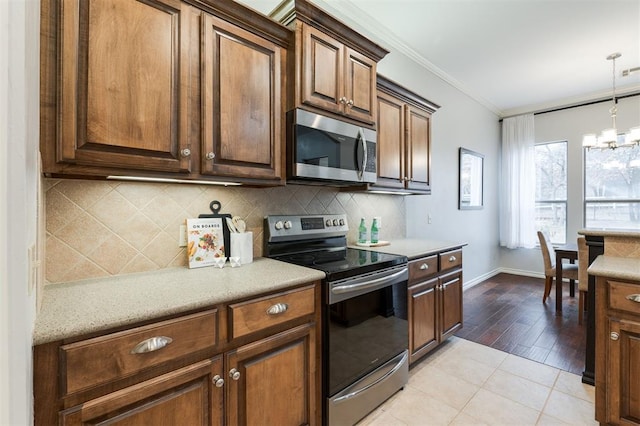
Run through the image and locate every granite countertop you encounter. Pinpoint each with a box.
[33,257,325,345]
[350,238,467,260]
[578,228,640,238]
[588,255,640,282]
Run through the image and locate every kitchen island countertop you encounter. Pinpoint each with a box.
[588,255,640,281]
[350,238,467,260]
[33,257,325,345]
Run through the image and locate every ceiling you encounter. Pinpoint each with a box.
[237,0,640,118]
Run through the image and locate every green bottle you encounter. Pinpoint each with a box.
[370,218,379,244]
[358,218,367,244]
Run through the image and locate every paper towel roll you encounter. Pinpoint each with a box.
[231,232,253,264]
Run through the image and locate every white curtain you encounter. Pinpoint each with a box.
[499,114,537,249]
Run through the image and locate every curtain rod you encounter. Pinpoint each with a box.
[500,90,640,122]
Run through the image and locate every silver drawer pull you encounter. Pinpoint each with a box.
[420,263,429,270]
[449,256,457,262]
[626,294,640,303]
[212,375,224,388]
[229,368,241,381]
[130,336,173,354]
[611,332,619,341]
[267,303,288,315]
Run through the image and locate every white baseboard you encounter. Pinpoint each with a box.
[463,267,578,291]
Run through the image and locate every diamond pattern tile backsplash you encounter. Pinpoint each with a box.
[44,179,406,284]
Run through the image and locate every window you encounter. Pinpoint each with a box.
[584,147,640,230]
[535,141,567,244]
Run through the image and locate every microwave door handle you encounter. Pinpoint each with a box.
[358,127,367,181]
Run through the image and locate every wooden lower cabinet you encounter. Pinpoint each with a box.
[595,276,640,425]
[226,323,316,426]
[34,283,321,426]
[59,357,224,425]
[408,249,463,365]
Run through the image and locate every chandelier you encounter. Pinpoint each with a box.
[582,53,640,150]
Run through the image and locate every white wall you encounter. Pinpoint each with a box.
[377,52,502,285]
[1,0,40,424]
[500,96,640,275]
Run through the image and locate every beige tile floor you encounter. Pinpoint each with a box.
[358,337,597,426]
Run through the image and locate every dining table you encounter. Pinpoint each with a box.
[554,242,578,313]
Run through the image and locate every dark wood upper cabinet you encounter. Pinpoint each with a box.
[50,0,197,173]
[201,13,284,182]
[273,0,388,126]
[373,76,439,194]
[41,0,290,185]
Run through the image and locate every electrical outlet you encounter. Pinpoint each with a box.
[178,224,187,247]
[427,214,432,224]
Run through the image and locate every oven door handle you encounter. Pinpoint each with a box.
[332,351,408,403]
[331,268,408,295]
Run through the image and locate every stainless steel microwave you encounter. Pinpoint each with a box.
[287,109,377,185]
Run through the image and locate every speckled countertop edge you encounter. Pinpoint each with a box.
[350,239,467,260]
[578,228,640,238]
[33,257,325,345]
[588,255,640,282]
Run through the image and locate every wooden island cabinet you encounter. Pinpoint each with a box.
[589,257,640,425]
[34,283,321,426]
[40,0,289,185]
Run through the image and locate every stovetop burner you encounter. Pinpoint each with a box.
[264,214,407,282]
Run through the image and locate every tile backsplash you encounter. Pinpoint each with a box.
[45,179,406,284]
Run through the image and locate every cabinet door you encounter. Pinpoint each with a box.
[408,278,439,364]
[58,0,195,172]
[59,358,223,426]
[376,91,406,189]
[202,14,283,181]
[343,47,377,124]
[301,24,344,115]
[608,318,640,424]
[225,323,317,426]
[440,270,463,340]
[405,105,432,193]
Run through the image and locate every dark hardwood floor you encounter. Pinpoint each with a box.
[456,273,587,375]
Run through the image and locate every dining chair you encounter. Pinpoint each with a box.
[537,231,579,303]
[577,236,588,325]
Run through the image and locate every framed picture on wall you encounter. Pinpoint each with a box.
[459,147,484,210]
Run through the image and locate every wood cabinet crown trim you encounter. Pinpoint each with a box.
[271,0,388,61]
[377,75,440,113]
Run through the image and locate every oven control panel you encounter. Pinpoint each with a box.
[264,214,349,242]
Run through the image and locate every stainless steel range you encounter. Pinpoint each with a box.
[264,214,409,425]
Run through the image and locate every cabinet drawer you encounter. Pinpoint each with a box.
[440,249,462,272]
[409,255,438,282]
[609,280,640,315]
[61,309,218,395]
[229,286,315,339]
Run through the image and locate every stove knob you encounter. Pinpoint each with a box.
[339,219,345,226]
[284,220,292,229]
[274,221,284,230]
[326,219,332,227]
[333,219,339,226]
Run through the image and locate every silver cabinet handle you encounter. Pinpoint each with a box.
[611,332,619,341]
[449,256,457,262]
[212,375,224,388]
[229,368,241,381]
[347,99,354,107]
[339,97,347,105]
[180,148,191,158]
[205,152,215,160]
[130,336,173,354]
[420,263,429,270]
[267,303,288,315]
[626,294,640,303]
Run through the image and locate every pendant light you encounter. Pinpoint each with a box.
[582,53,640,150]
